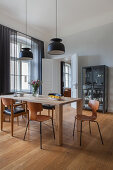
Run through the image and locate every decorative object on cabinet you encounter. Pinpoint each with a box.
[82,65,108,113]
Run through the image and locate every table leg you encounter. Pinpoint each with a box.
[55,105,63,145]
[0,98,3,131]
[77,100,82,131]
[11,105,14,136]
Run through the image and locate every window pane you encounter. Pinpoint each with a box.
[16,61,20,75]
[21,62,29,90]
[65,74,69,82]
[10,61,14,75]
[10,43,15,57]
[22,62,28,75]
[69,75,71,87]
[65,66,69,73]
[69,67,71,74]
[65,81,68,88]
[16,75,20,91]
[10,75,14,91]
[64,63,71,89]
[22,75,29,90]
[17,44,20,58]
[10,43,17,58]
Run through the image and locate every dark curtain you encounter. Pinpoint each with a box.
[31,38,44,94]
[0,25,17,95]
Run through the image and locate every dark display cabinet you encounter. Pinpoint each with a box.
[82,65,108,113]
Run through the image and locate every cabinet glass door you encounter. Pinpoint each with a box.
[93,67,104,86]
[92,66,104,111]
[82,67,92,109]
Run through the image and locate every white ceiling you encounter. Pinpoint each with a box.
[0,0,113,41]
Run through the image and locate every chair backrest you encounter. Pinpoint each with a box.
[27,102,43,120]
[88,100,99,118]
[1,98,14,107]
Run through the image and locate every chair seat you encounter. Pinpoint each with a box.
[75,114,96,121]
[42,104,55,110]
[36,115,51,122]
[4,107,25,115]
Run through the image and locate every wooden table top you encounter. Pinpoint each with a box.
[0,94,82,106]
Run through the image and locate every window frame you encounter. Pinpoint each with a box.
[10,38,31,93]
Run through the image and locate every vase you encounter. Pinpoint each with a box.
[32,87,39,97]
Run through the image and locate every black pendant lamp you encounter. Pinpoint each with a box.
[19,0,33,60]
[48,0,65,55]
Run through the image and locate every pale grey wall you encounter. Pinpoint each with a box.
[63,22,113,112]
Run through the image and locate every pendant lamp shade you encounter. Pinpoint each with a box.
[19,0,33,60]
[48,0,65,55]
[19,48,33,60]
[48,38,65,55]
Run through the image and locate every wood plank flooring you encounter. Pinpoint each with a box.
[0,105,113,170]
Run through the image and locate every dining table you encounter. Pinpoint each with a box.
[0,94,82,146]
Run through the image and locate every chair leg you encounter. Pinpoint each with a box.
[1,112,3,131]
[89,121,91,135]
[17,117,19,126]
[1,115,3,131]
[1,101,4,130]
[40,122,42,149]
[27,111,29,123]
[11,116,14,136]
[94,121,104,145]
[51,118,55,139]
[52,109,54,119]
[23,120,29,140]
[80,121,82,146]
[73,117,76,137]
[3,115,5,122]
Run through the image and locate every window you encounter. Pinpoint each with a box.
[10,36,31,92]
[63,63,71,88]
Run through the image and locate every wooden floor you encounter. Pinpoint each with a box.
[0,105,113,170]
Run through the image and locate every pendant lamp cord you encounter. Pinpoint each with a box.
[26,0,27,47]
[56,0,57,38]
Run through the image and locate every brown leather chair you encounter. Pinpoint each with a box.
[73,100,103,146]
[1,98,28,136]
[24,102,55,149]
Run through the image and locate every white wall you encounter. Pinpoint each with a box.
[42,59,61,95]
[63,22,113,112]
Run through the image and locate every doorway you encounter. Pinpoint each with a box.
[61,54,78,105]
[61,61,71,96]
